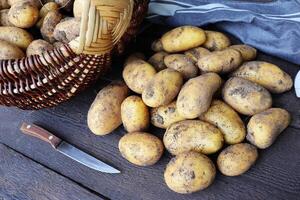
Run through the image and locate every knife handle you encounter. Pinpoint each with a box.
[20,123,62,149]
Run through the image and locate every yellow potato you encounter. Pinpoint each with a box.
[123,59,156,94]
[26,39,54,56]
[119,132,164,166]
[121,96,149,132]
[247,108,291,149]
[0,40,25,60]
[184,47,211,63]
[164,151,216,194]
[161,26,206,53]
[0,26,33,50]
[177,73,222,119]
[217,143,258,176]
[231,61,293,93]
[229,44,257,61]
[150,101,185,129]
[142,68,183,107]
[39,2,59,18]
[164,120,224,155]
[197,48,242,73]
[41,11,63,43]
[151,39,163,52]
[87,81,129,135]
[222,77,272,115]
[0,9,13,26]
[200,100,246,144]
[148,51,168,71]
[203,30,231,51]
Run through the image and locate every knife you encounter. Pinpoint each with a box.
[295,70,300,98]
[20,122,120,174]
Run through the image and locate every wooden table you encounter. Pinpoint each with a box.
[0,26,300,200]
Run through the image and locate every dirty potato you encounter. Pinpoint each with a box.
[142,68,183,107]
[247,108,291,149]
[177,73,222,119]
[217,143,258,176]
[54,0,73,12]
[229,44,257,61]
[203,30,231,51]
[8,0,41,8]
[0,9,13,26]
[148,51,168,71]
[164,151,216,194]
[119,132,164,166]
[53,17,80,43]
[39,2,59,18]
[41,11,63,43]
[26,39,54,56]
[222,77,272,115]
[0,26,33,49]
[184,47,211,63]
[231,61,293,93]
[87,81,129,135]
[151,39,163,52]
[0,40,25,60]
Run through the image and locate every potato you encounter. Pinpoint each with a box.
[200,100,246,144]
[0,0,9,9]
[148,51,168,71]
[197,48,242,73]
[184,47,211,63]
[203,31,231,51]
[151,39,163,52]
[229,44,257,61]
[125,52,145,65]
[164,54,198,79]
[246,108,291,149]
[164,120,224,155]
[119,132,164,166]
[26,39,54,56]
[54,0,73,12]
[164,151,216,194]
[41,11,63,43]
[53,17,80,43]
[231,61,293,93]
[0,40,24,60]
[142,68,183,107]
[150,101,185,129]
[87,81,129,135]
[161,26,206,53]
[39,2,59,18]
[222,77,272,115]
[0,9,13,26]
[73,0,84,18]
[217,143,258,176]
[121,96,149,132]
[8,1,39,28]
[123,59,156,94]
[0,26,33,49]
[8,0,41,8]
[177,73,222,119]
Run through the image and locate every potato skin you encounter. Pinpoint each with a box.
[0,26,33,49]
[53,17,80,43]
[40,2,59,18]
[164,120,224,155]
[8,0,41,8]
[151,39,163,52]
[164,54,198,79]
[197,48,242,73]
[164,151,216,194]
[177,73,222,119]
[222,77,272,115]
[142,68,183,107]
[247,108,291,149]
[229,44,257,61]
[231,61,293,93]
[150,101,185,129]
[87,81,129,135]
[184,47,211,63]
[203,31,231,51]
[41,11,63,43]
[121,96,149,132]
[26,39,54,56]
[161,26,206,53]
[123,59,156,94]
[0,39,25,60]
[200,100,246,144]
[217,143,258,176]
[119,132,164,166]
[148,51,168,71]
[0,9,13,26]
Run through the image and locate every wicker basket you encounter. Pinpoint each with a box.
[0,0,148,110]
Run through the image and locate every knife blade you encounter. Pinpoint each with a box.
[20,122,120,174]
[295,70,300,98]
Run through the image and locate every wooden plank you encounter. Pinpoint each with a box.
[0,144,104,200]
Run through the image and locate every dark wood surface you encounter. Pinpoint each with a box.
[0,25,300,200]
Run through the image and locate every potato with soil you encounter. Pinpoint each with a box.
[0,9,13,26]
[0,40,25,60]
[142,68,183,107]
[161,26,206,53]
[222,77,272,115]
[177,73,222,119]
[26,39,54,56]
[247,108,291,149]
[8,0,41,8]
[87,81,129,135]
[203,30,231,51]
[231,61,293,93]
[54,17,81,43]
[41,11,63,43]
[123,59,156,94]
[229,44,257,61]
[184,47,210,63]
[121,96,149,132]
[39,2,59,18]
[164,54,198,79]
[164,120,224,155]
[217,143,258,176]
[151,39,163,52]
[200,100,246,144]
[150,101,185,129]
[148,51,168,71]
[0,26,33,49]
[197,48,242,73]
[164,151,216,194]
[119,132,164,166]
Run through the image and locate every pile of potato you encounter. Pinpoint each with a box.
[87,26,293,194]
[0,0,83,60]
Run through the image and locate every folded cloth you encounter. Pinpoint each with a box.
[148,0,300,65]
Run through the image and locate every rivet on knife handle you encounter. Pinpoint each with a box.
[20,123,62,149]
